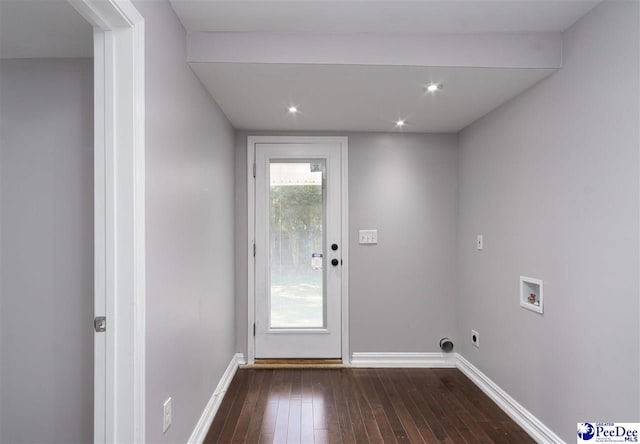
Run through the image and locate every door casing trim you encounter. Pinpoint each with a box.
[246,136,349,365]
[67,1,145,442]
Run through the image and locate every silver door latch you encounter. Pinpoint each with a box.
[94,316,106,332]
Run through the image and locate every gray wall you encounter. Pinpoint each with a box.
[133,1,236,443]
[0,58,94,443]
[235,131,458,356]
[456,2,639,442]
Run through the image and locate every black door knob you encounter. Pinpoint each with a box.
[331,243,338,251]
[331,258,339,266]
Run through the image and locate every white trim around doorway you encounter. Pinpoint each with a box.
[246,136,349,365]
[67,1,145,442]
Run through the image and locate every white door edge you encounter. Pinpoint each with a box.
[67,1,146,442]
[246,136,349,365]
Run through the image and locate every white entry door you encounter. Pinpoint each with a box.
[254,141,344,358]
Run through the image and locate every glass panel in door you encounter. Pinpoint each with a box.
[269,161,325,328]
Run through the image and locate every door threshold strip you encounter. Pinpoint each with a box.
[241,358,344,369]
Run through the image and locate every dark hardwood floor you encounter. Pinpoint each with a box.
[204,368,534,444]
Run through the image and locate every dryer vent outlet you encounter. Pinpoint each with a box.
[439,337,454,352]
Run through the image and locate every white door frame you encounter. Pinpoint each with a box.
[247,136,349,365]
[68,1,145,443]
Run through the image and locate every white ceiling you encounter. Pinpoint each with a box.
[190,63,556,133]
[170,0,600,34]
[0,1,600,133]
[0,0,93,59]
[178,0,599,133]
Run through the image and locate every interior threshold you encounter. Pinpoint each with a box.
[242,358,344,369]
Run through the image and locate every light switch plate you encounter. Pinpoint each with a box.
[359,229,378,244]
[163,397,172,433]
[476,235,483,250]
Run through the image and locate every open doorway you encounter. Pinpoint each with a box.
[1,1,146,442]
[0,1,94,442]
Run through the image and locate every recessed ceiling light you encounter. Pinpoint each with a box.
[288,106,298,113]
[395,120,406,128]
[426,83,442,93]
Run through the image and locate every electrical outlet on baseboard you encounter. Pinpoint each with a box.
[163,397,172,433]
[471,330,480,348]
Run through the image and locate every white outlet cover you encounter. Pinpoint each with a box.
[163,397,172,433]
[476,234,483,250]
[471,330,480,348]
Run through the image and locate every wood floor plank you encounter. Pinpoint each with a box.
[331,370,357,444]
[316,370,338,430]
[378,369,426,444]
[217,371,251,444]
[246,369,276,444]
[287,398,302,444]
[291,369,302,400]
[311,370,327,430]
[231,370,265,443]
[273,400,291,443]
[300,402,315,444]
[301,368,313,404]
[478,421,512,444]
[443,370,531,443]
[392,370,440,444]
[343,379,369,444]
[405,371,457,443]
[313,429,329,444]
[353,370,398,444]
[373,370,411,443]
[406,385,451,443]
[259,370,284,443]
[205,368,534,444]
[273,380,292,444]
[204,370,247,443]
[435,371,482,442]
[259,402,280,440]
[326,425,343,444]
[350,372,385,444]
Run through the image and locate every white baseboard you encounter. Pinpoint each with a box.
[350,352,456,368]
[455,355,564,444]
[187,353,245,444]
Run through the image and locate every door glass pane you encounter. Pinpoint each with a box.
[269,161,325,328]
